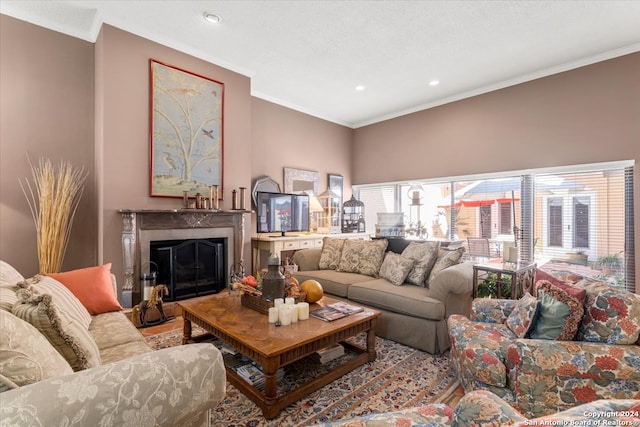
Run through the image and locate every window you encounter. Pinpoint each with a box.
[547,198,563,247]
[355,160,634,292]
[499,202,512,235]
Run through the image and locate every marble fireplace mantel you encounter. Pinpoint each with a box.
[118,209,250,308]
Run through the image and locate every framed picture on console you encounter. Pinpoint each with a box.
[149,59,224,198]
[284,167,320,196]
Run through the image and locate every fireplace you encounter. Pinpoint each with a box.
[119,209,248,308]
[150,237,227,301]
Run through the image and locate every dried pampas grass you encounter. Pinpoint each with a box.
[20,157,88,274]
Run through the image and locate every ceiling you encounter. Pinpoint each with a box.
[2,1,640,128]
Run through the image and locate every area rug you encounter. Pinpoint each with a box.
[145,329,459,427]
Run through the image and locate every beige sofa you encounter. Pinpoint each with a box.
[0,260,225,427]
[292,238,473,354]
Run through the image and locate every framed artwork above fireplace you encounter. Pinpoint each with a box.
[149,59,224,198]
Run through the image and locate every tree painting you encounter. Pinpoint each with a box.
[150,60,224,197]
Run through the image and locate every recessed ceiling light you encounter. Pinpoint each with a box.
[203,12,222,24]
[355,85,366,91]
[429,80,440,86]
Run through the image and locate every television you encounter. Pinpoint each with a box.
[256,191,310,236]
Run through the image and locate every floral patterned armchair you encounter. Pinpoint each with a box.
[313,390,640,426]
[448,279,640,418]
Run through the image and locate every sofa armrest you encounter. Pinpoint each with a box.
[453,389,527,425]
[1,344,226,427]
[292,248,322,271]
[470,298,518,323]
[429,263,473,302]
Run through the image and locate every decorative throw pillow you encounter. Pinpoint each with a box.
[48,264,122,315]
[428,247,465,284]
[0,260,24,288]
[578,282,640,345]
[378,253,415,286]
[337,239,388,277]
[401,241,439,287]
[318,238,346,270]
[19,275,92,330]
[0,309,73,387]
[529,279,586,340]
[505,293,539,338]
[0,286,18,313]
[11,288,101,371]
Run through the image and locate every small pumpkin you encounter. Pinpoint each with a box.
[300,279,324,303]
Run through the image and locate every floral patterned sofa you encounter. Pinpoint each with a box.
[313,390,640,426]
[0,260,226,427]
[447,273,640,418]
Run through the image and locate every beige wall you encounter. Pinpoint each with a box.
[353,53,640,291]
[0,15,97,276]
[0,17,352,290]
[96,24,253,294]
[251,97,354,196]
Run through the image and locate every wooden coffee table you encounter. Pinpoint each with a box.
[178,293,380,419]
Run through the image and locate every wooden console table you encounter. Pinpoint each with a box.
[252,232,370,268]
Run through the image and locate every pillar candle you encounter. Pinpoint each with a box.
[297,302,309,320]
[268,307,279,323]
[285,297,295,305]
[279,307,292,325]
[290,306,299,323]
[274,298,284,309]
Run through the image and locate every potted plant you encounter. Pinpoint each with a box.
[566,249,589,266]
[594,252,623,274]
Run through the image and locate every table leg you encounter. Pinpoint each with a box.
[182,317,192,344]
[366,321,377,360]
[261,359,279,409]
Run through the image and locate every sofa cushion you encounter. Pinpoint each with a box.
[401,241,439,287]
[378,252,415,286]
[347,279,446,321]
[0,309,73,388]
[530,279,586,340]
[428,247,465,284]
[293,270,374,298]
[336,239,388,277]
[19,275,92,330]
[578,282,640,345]
[318,238,346,270]
[11,288,101,371]
[0,261,24,289]
[89,311,151,355]
[48,264,122,315]
[505,293,539,338]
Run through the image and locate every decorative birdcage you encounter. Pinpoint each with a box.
[342,195,365,233]
[317,190,341,234]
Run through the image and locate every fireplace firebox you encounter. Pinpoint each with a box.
[150,238,227,301]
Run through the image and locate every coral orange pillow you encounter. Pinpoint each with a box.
[48,264,122,315]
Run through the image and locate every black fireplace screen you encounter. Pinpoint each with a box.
[150,238,227,301]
